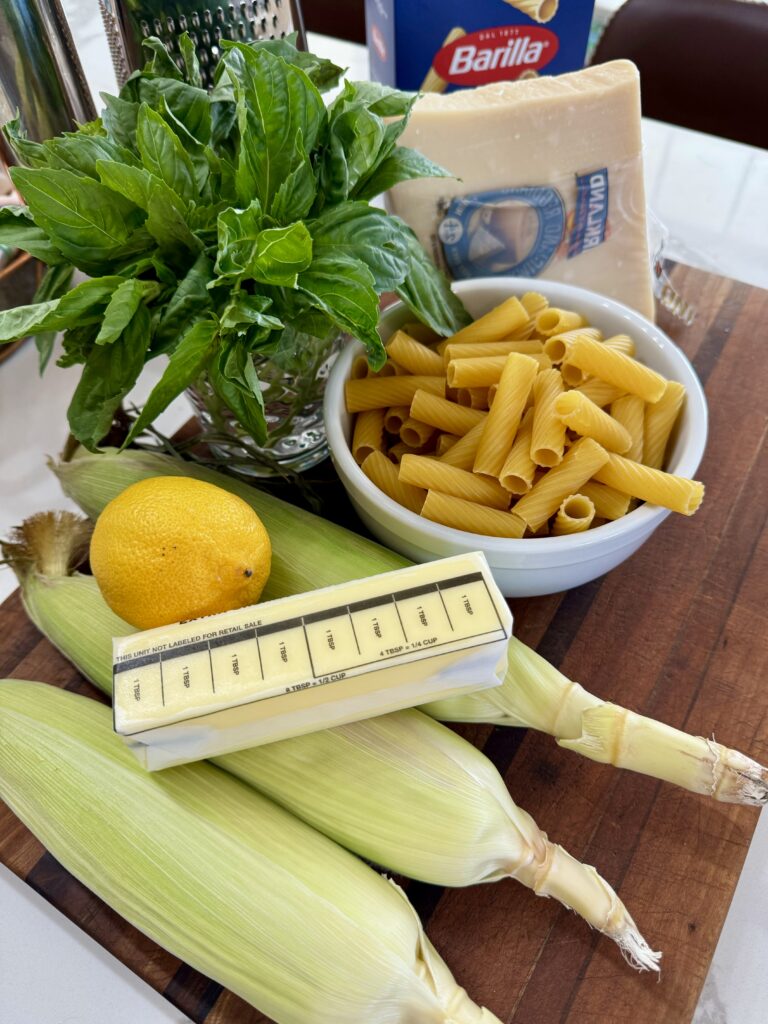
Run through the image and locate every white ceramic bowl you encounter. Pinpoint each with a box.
[324,277,707,597]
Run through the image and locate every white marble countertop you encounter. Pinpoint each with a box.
[1,10,767,1024]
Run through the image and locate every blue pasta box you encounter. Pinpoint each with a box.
[365,0,596,93]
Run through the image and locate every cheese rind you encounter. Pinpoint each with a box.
[388,60,655,320]
[112,552,511,770]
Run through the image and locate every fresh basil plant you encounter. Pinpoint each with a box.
[0,35,469,450]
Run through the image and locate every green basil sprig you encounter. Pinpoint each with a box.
[0,34,469,451]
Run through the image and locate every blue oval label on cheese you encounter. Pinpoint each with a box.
[438,187,566,279]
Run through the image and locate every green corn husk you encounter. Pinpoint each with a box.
[0,678,501,1024]
[53,447,768,807]
[4,512,660,970]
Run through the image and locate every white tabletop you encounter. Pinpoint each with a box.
[2,8,767,1024]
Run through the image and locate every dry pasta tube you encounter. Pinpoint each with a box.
[448,355,507,389]
[560,360,588,387]
[504,0,559,24]
[567,336,667,404]
[610,395,645,462]
[447,297,528,345]
[644,380,686,470]
[345,376,444,413]
[351,355,369,380]
[352,409,385,465]
[543,328,603,364]
[531,369,566,468]
[554,391,632,454]
[575,378,626,408]
[473,353,540,477]
[386,330,444,376]
[487,383,498,407]
[410,389,486,436]
[603,334,636,358]
[422,490,526,538]
[535,307,587,338]
[435,433,459,456]
[511,438,610,532]
[400,417,437,448]
[579,481,632,521]
[384,406,411,434]
[594,454,704,516]
[387,441,432,463]
[443,340,543,364]
[439,419,487,471]
[499,408,536,494]
[419,27,466,92]
[361,450,426,514]
[552,494,596,536]
[399,455,510,510]
[456,388,490,410]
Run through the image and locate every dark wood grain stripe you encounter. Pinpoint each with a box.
[165,963,223,1023]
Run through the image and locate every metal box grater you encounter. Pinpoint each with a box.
[98,0,307,88]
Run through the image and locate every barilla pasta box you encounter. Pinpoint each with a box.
[365,0,596,93]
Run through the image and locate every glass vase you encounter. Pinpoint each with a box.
[187,327,344,477]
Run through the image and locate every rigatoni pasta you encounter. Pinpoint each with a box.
[399,455,510,509]
[473,353,539,477]
[422,491,526,538]
[360,450,426,514]
[552,494,596,536]
[344,294,702,537]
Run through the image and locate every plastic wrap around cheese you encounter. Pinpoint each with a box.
[388,60,655,320]
[112,552,511,770]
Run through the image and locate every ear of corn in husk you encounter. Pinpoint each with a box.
[0,678,503,1024]
[4,512,660,969]
[51,447,768,807]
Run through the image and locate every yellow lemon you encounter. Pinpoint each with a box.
[90,476,272,630]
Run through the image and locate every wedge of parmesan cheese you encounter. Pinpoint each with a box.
[390,60,655,320]
[112,552,511,770]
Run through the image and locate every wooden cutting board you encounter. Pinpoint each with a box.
[1,263,767,1024]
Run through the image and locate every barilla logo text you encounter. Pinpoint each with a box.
[433,26,559,86]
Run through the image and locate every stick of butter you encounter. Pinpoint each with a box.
[113,552,511,770]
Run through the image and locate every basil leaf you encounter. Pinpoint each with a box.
[31,263,75,371]
[270,133,317,224]
[0,300,62,343]
[214,200,263,278]
[236,36,344,92]
[251,223,312,287]
[309,202,408,291]
[323,102,385,200]
[122,77,211,145]
[95,279,160,346]
[345,82,416,117]
[354,146,453,203]
[225,46,325,212]
[2,116,49,168]
[44,133,140,179]
[208,348,267,444]
[178,33,203,88]
[141,37,183,80]
[67,304,151,450]
[394,226,471,336]
[100,94,140,151]
[298,254,383,366]
[123,318,218,447]
[153,253,213,352]
[10,167,145,272]
[57,324,99,368]
[145,181,202,262]
[96,160,153,208]
[219,294,282,335]
[0,205,68,265]
[157,97,209,194]
[136,104,196,202]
